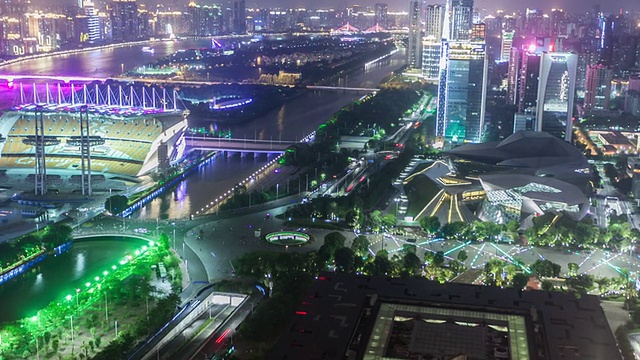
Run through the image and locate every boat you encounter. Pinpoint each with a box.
[142,46,155,54]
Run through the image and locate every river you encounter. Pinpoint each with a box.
[0,39,407,220]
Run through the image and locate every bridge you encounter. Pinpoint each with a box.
[184,136,299,153]
[306,85,379,92]
[0,75,380,94]
[0,73,234,87]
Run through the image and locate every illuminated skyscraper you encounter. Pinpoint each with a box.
[500,30,514,62]
[188,2,222,36]
[450,0,473,40]
[422,4,445,81]
[536,52,578,141]
[436,0,487,144]
[83,1,101,43]
[421,42,441,80]
[442,41,488,143]
[407,0,422,69]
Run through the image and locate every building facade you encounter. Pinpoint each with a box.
[407,0,422,69]
[110,0,139,42]
[583,63,612,111]
[441,41,488,143]
[536,52,578,141]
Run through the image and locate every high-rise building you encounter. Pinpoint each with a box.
[450,0,473,40]
[500,30,514,62]
[374,3,388,28]
[550,8,566,36]
[83,1,101,43]
[232,0,246,34]
[421,42,441,80]
[188,2,222,36]
[407,0,422,69]
[424,4,445,40]
[440,40,489,143]
[518,50,541,114]
[536,52,578,141]
[506,46,520,105]
[422,4,445,81]
[584,64,612,111]
[110,0,139,42]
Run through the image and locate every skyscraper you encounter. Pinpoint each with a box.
[374,3,388,28]
[442,41,488,143]
[110,0,139,42]
[424,4,445,40]
[188,2,222,36]
[536,52,578,141]
[436,0,487,144]
[421,4,445,81]
[518,49,541,114]
[83,1,101,43]
[232,0,246,34]
[584,64,612,111]
[450,0,473,41]
[500,30,514,62]
[407,0,422,69]
[421,42,441,80]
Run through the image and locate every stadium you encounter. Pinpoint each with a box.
[0,84,188,180]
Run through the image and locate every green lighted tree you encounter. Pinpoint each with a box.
[157,234,170,249]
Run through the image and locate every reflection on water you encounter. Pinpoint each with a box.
[136,50,407,220]
[0,238,145,323]
[0,42,405,221]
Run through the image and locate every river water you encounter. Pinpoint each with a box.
[0,39,406,220]
[0,237,146,323]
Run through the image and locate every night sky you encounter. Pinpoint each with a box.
[44,0,640,14]
[244,0,639,13]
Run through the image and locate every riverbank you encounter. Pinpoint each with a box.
[0,234,181,359]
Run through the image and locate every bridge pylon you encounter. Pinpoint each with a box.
[34,105,47,195]
[79,105,92,196]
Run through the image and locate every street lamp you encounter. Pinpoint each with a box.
[394,198,400,217]
[98,284,108,323]
[70,315,74,351]
[276,183,280,200]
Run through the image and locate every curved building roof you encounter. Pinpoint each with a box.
[479,173,590,222]
[446,131,590,181]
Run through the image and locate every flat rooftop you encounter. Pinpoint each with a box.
[269,273,620,360]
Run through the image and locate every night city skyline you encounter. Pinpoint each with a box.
[1,0,640,358]
[36,0,640,12]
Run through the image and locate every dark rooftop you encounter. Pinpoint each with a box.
[268,273,620,360]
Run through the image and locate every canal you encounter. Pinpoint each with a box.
[0,237,148,323]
